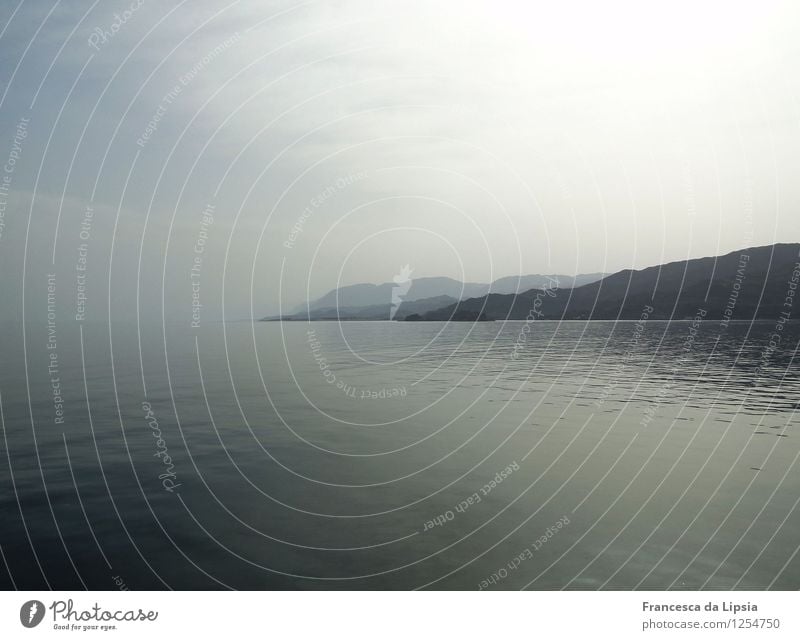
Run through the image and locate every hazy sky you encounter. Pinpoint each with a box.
[0,0,798,319]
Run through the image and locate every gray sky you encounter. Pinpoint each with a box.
[0,0,798,320]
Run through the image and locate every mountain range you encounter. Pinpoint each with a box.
[265,244,800,322]
[271,273,606,321]
[417,243,800,321]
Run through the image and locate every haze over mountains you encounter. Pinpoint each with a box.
[275,273,606,320]
[265,244,800,322]
[419,243,800,322]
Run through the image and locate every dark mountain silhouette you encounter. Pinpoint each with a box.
[265,295,459,321]
[408,309,491,322]
[489,272,606,293]
[294,277,483,313]
[418,244,800,321]
[293,273,606,314]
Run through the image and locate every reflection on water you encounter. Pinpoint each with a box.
[0,320,798,589]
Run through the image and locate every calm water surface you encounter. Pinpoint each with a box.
[1,320,798,589]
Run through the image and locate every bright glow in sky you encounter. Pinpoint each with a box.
[0,0,797,318]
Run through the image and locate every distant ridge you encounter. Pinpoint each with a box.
[417,244,800,321]
[284,272,606,317]
[268,295,459,321]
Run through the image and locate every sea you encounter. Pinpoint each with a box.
[0,319,798,589]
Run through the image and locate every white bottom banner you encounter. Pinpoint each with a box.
[0,591,797,639]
